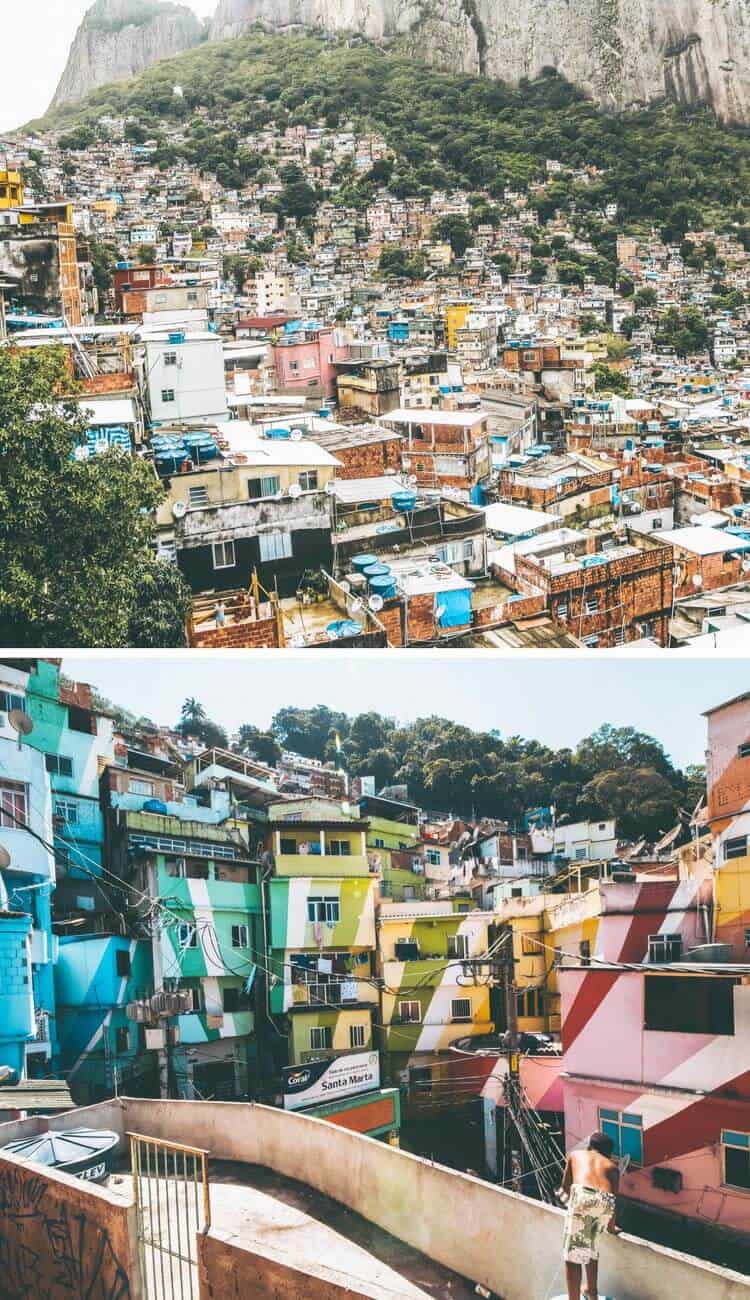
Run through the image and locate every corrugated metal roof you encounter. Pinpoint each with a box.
[0,1080,75,1112]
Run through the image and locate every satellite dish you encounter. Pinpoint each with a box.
[368,594,384,612]
[291,634,306,648]
[172,500,187,520]
[8,709,33,737]
[290,429,304,442]
[325,480,337,495]
[408,475,418,487]
[340,580,351,593]
[0,845,11,870]
[350,597,364,613]
[612,469,621,480]
[288,484,303,499]
[692,574,704,587]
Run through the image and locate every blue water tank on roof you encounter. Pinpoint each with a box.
[168,332,185,345]
[143,799,168,815]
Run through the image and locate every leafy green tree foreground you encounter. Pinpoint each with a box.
[0,348,191,647]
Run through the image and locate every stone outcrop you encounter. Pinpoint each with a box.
[207,0,750,124]
[51,0,204,109]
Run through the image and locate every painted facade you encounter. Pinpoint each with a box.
[705,691,750,958]
[23,661,115,908]
[0,663,57,1078]
[358,794,425,903]
[266,797,378,1066]
[556,877,750,1238]
[377,903,494,1082]
[121,805,262,1100]
[55,934,154,1103]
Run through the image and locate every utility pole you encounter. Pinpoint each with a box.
[500,940,523,1194]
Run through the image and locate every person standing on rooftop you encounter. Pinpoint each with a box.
[558,1131,620,1300]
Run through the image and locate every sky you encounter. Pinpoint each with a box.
[0,2,217,132]
[59,654,749,769]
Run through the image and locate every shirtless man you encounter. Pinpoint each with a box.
[558,1132,620,1300]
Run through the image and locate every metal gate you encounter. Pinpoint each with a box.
[129,1132,211,1299]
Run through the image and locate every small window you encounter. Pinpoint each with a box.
[723,1131,750,1191]
[585,597,599,615]
[177,923,198,949]
[45,754,73,778]
[557,602,568,620]
[223,986,243,1013]
[161,389,176,403]
[328,839,351,857]
[248,475,280,500]
[599,1107,643,1166]
[54,799,78,825]
[447,934,469,959]
[163,351,178,366]
[373,837,385,849]
[310,1026,333,1050]
[725,836,748,861]
[583,635,599,647]
[350,1023,366,1049]
[451,997,472,1022]
[130,778,154,796]
[739,742,750,760]
[279,837,297,855]
[299,471,318,491]
[231,924,249,948]
[189,486,209,508]
[648,933,682,963]
[425,848,441,866]
[115,1027,129,1054]
[0,780,28,829]
[575,847,588,860]
[645,974,736,1035]
[307,896,340,924]
[0,691,24,714]
[579,940,591,966]
[212,541,236,570]
[67,705,93,734]
[115,949,131,977]
[399,1000,421,1023]
[259,530,292,564]
[183,986,203,1012]
[613,627,625,645]
[521,932,541,956]
[744,928,750,949]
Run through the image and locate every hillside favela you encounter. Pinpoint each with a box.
[0,656,747,1300]
[6,0,750,649]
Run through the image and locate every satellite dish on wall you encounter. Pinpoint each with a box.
[172,500,187,520]
[288,484,303,499]
[290,429,304,442]
[368,594,384,613]
[325,480,337,495]
[350,597,364,613]
[692,574,704,587]
[8,709,33,737]
[0,845,11,870]
[340,580,351,594]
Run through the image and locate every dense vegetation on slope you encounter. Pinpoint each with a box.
[165,700,703,839]
[31,31,750,236]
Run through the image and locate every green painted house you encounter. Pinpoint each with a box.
[265,798,378,1067]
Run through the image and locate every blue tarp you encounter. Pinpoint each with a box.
[435,588,472,629]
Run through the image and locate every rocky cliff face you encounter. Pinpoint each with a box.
[208,0,750,124]
[51,0,204,109]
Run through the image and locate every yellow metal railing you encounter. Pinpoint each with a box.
[129,1131,211,1300]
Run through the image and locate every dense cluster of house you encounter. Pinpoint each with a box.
[1,657,750,1256]
[3,117,750,650]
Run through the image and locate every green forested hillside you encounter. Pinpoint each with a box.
[169,700,704,839]
[29,31,750,235]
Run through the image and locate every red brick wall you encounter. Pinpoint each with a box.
[191,617,280,649]
[334,439,402,480]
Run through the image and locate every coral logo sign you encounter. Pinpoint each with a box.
[282,1052,380,1110]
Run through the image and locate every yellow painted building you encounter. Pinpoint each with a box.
[0,169,24,209]
[445,303,471,351]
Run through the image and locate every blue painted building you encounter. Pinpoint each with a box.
[0,662,57,1079]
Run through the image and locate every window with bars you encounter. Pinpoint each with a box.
[130,779,154,796]
[350,1024,366,1049]
[231,924,249,948]
[451,997,472,1021]
[45,754,73,777]
[310,1026,333,1050]
[398,1000,421,1023]
[54,799,78,825]
[447,934,469,959]
[189,486,209,507]
[0,780,27,829]
[177,924,198,949]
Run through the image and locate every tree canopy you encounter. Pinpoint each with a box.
[0,347,191,647]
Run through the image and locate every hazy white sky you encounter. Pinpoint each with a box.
[60,655,741,769]
[0,1,217,132]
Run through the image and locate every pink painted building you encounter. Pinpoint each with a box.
[272,324,347,399]
[558,877,750,1246]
